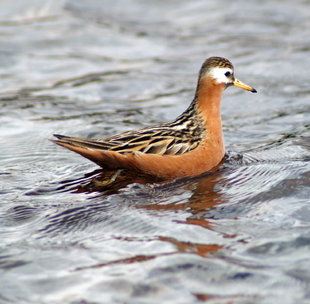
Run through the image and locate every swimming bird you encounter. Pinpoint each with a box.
[52,57,256,180]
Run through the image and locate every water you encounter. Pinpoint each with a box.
[1,0,310,303]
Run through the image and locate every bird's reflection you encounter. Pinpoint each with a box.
[52,159,231,266]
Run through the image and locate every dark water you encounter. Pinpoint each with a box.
[1,0,310,303]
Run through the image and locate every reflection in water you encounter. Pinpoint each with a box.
[76,235,222,271]
[158,236,222,257]
[43,164,228,272]
[193,293,259,302]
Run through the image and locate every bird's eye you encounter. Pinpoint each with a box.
[225,71,231,77]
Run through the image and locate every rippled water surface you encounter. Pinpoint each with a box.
[1,1,310,303]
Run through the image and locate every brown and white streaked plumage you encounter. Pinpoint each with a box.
[52,57,256,180]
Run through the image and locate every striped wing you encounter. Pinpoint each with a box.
[54,125,202,156]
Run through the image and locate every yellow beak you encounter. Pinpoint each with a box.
[233,78,257,93]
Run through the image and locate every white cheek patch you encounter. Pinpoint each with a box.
[210,67,233,84]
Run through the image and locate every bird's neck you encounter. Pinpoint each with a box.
[195,78,224,121]
[193,78,225,145]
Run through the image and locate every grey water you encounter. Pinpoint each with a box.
[1,0,310,303]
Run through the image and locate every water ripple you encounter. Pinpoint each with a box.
[1,0,310,303]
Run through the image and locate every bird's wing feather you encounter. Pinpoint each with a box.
[53,125,200,156]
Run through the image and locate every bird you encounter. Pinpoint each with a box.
[52,57,256,180]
